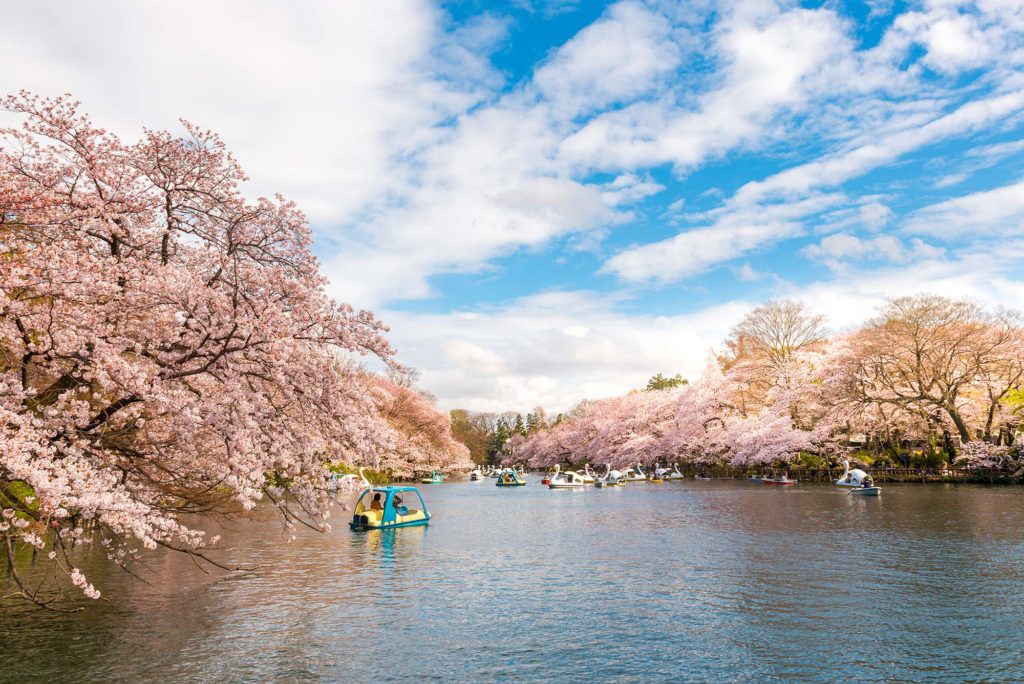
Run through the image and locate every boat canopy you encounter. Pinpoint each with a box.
[352,486,429,526]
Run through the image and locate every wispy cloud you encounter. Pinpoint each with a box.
[903,180,1024,238]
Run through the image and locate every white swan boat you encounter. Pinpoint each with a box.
[836,459,870,487]
[330,466,371,491]
[623,464,647,482]
[594,464,623,488]
[549,468,589,489]
[577,464,597,485]
[667,463,685,480]
[470,467,483,481]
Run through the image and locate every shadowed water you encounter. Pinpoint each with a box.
[3,480,1024,682]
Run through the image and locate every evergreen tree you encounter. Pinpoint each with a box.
[645,372,688,391]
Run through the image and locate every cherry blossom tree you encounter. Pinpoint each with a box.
[516,298,1024,474]
[363,375,473,477]
[1,93,402,607]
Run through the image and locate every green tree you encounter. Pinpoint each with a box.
[450,409,493,464]
[645,372,688,391]
[491,417,512,463]
[525,406,547,434]
[513,413,526,436]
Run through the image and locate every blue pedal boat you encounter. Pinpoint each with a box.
[420,470,444,484]
[349,486,431,530]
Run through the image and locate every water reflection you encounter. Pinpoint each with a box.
[2,481,1024,682]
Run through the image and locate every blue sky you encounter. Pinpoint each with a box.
[3,0,1024,411]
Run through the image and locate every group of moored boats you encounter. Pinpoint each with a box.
[469,465,527,486]
[472,458,882,495]
[747,460,882,495]
[543,463,702,488]
[468,462,696,488]
[457,458,882,495]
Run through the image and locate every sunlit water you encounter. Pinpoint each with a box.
[3,480,1024,682]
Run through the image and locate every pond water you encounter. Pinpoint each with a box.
[3,479,1024,682]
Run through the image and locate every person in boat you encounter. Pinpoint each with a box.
[862,476,874,488]
[394,494,406,515]
[370,492,384,511]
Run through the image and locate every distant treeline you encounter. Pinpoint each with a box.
[450,373,688,464]
[505,296,1024,473]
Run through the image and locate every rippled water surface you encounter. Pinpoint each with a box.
[4,480,1024,682]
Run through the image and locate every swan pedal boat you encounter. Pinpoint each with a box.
[850,486,882,496]
[836,459,870,487]
[762,476,797,486]
[350,486,431,530]
[549,469,589,489]
[623,466,647,482]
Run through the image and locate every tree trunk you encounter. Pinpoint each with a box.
[946,407,971,444]
[984,400,997,443]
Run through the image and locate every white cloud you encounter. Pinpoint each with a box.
[558,3,853,171]
[603,193,845,283]
[386,239,1024,412]
[967,138,1024,160]
[383,291,747,412]
[803,233,944,271]
[806,233,903,261]
[533,1,681,118]
[605,221,801,284]
[787,240,1024,329]
[0,0,484,227]
[603,82,1024,286]
[921,14,994,73]
[903,179,1024,238]
[319,1,685,306]
[736,263,764,281]
[882,1,1024,77]
[732,89,1024,205]
[859,202,894,231]
[601,173,665,206]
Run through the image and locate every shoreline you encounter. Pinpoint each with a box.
[493,466,1024,486]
